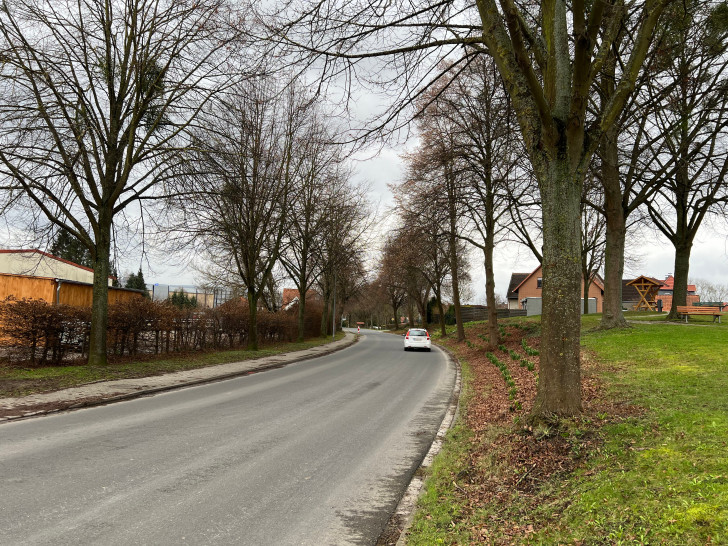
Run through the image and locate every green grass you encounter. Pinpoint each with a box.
[407,313,728,544]
[539,322,728,544]
[406,359,476,545]
[0,332,346,398]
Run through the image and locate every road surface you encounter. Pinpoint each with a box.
[0,329,455,545]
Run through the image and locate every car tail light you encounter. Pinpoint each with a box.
[405,333,409,339]
[426,332,430,340]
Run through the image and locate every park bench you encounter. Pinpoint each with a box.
[675,305,724,323]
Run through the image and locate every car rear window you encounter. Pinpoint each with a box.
[409,329,427,336]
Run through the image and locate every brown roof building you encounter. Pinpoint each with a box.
[508,265,604,313]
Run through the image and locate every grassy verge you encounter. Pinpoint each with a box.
[540,321,728,544]
[406,359,475,544]
[407,314,728,544]
[0,332,346,398]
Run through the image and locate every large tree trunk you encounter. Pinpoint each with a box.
[668,241,692,320]
[484,241,499,348]
[447,185,465,341]
[321,294,330,336]
[248,289,259,350]
[87,216,112,366]
[296,246,310,342]
[599,125,629,329]
[436,294,446,337]
[416,294,428,328]
[531,161,583,418]
[666,161,693,320]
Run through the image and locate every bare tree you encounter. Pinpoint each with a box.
[397,147,460,337]
[394,87,475,340]
[173,77,303,350]
[581,178,606,314]
[378,236,409,329]
[428,56,528,346]
[594,19,678,329]
[316,178,373,337]
[265,0,670,417]
[691,278,728,303]
[279,109,350,341]
[639,0,728,319]
[0,0,241,364]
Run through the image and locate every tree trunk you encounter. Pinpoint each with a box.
[582,265,590,315]
[531,161,583,418]
[320,289,330,336]
[297,286,307,342]
[447,190,465,341]
[416,294,428,328]
[436,296,446,337]
[248,289,259,351]
[599,125,629,328]
[87,217,112,366]
[668,241,692,320]
[391,299,399,330]
[484,246,499,348]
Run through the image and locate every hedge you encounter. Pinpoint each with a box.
[0,296,322,366]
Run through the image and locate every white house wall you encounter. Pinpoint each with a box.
[0,251,111,286]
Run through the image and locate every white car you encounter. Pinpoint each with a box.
[403,328,431,351]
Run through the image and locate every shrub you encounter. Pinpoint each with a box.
[0,293,326,365]
[0,297,90,365]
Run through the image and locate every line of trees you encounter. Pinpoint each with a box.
[262,0,728,420]
[163,75,372,349]
[0,0,373,361]
[0,0,245,365]
[2,0,727,421]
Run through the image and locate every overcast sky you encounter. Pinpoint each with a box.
[348,147,728,304]
[111,138,728,302]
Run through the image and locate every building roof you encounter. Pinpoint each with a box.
[626,275,662,287]
[511,265,604,295]
[622,279,641,301]
[281,288,321,309]
[282,288,299,308]
[660,275,696,293]
[512,266,542,294]
[0,248,94,273]
[507,273,530,299]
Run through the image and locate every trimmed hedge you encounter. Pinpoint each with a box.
[0,296,322,366]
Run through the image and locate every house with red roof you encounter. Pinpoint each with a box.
[281,288,321,311]
[507,266,604,313]
[654,274,699,312]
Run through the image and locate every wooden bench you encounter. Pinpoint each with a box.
[675,305,724,323]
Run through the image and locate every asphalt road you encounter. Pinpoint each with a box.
[0,329,456,545]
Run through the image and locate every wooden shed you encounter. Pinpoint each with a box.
[626,276,662,311]
[0,273,144,307]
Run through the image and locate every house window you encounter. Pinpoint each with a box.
[537,277,542,289]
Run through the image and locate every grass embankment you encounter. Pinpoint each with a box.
[0,332,346,398]
[407,313,728,544]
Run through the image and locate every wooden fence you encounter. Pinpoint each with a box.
[430,306,528,325]
[0,273,144,307]
[458,306,527,323]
